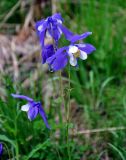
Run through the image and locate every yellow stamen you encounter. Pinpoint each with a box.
[73,50,80,58]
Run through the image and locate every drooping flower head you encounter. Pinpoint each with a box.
[36,13,73,47]
[46,32,96,71]
[11,94,50,129]
[0,143,3,158]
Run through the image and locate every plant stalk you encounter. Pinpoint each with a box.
[66,64,71,160]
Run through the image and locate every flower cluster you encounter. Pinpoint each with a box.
[11,13,95,130]
[36,13,96,71]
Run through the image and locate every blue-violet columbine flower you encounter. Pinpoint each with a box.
[42,44,55,64]
[46,32,96,71]
[0,143,3,158]
[36,13,73,47]
[11,94,50,129]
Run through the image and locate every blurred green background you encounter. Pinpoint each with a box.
[0,0,126,159]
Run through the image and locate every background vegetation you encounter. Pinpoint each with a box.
[0,0,126,159]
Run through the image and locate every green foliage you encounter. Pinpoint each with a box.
[0,0,21,23]
[60,0,126,159]
[0,0,126,159]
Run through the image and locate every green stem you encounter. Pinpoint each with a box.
[15,141,19,160]
[59,71,65,109]
[66,64,71,160]
[15,116,19,160]
[58,71,65,140]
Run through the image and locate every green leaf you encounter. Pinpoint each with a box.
[0,134,16,149]
[108,143,125,160]
[25,139,50,160]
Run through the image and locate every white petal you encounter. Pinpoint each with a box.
[69,57,77,66]
[38,25,43,32]
[21,104,30,112]
[58,27,62,35]
[67,50,73,58]
[46,31,52,38]
[68,45,78,54]
[57,19,62,24]
[80,51,87,60]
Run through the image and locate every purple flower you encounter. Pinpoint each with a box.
[11,94,50,129]
[36,13,73,47]
[42,44,55,64]
[0,143,3,158]
[46,46,68,71]
[46,32,96,71]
